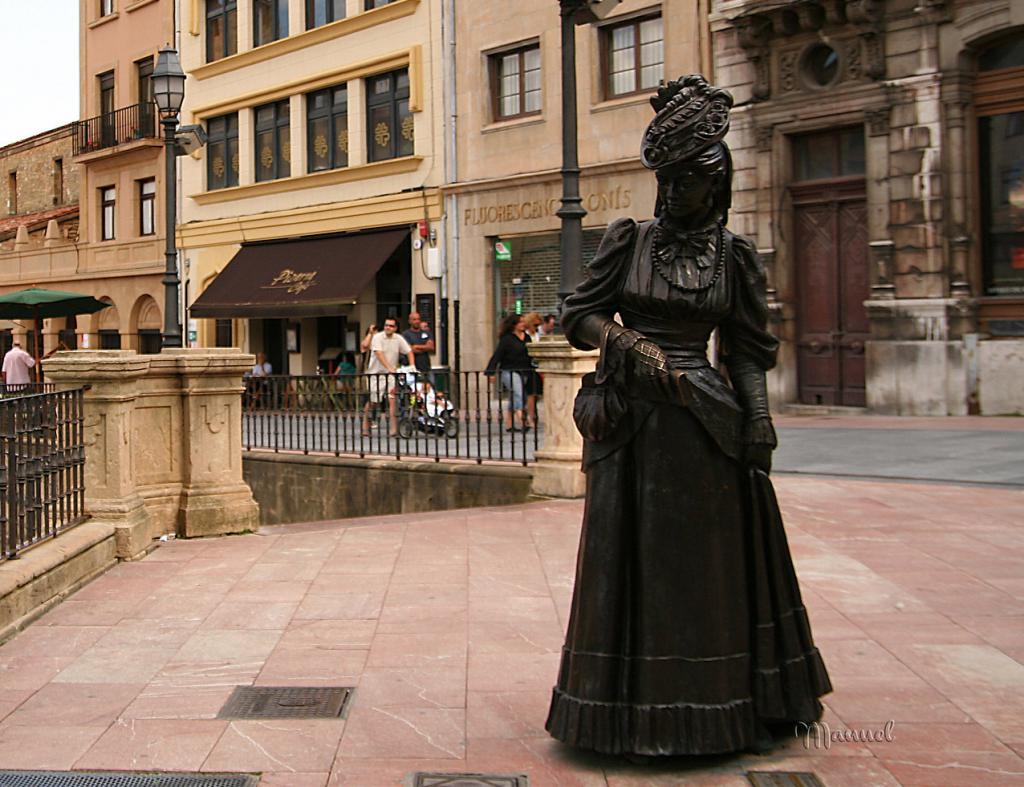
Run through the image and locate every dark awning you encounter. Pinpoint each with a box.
[189,228,408,318]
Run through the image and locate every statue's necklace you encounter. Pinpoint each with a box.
[652,221,725,294]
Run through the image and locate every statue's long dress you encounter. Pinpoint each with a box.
[545,218,832,755]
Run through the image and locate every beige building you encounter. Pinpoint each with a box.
[712,0,1024,415]
[0,0,173,355]
[179,0,444,376]
[0,125,79,354]
[448,0,711,371]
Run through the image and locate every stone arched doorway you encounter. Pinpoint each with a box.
[92,297,121,350]
[131,295,162,354]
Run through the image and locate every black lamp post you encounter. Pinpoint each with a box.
[152,47,186,349]
[556,0,620,309]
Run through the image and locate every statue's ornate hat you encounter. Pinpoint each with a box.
[641,75,733,170]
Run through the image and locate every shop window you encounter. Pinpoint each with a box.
[306,0,344,29]
[255,99,291,181]
[490,44,541,120]
[215,319,234,347]
[792,127,865,182]
[254,0,288,47]
[100,186,116,241]
[495,229,604,318]
[307,85,348,172]
[602,14,663,98]
[99,330,122,350]
[139,178,156,236]
[366,69,413,162]
[207,0,238,62]
[976,36,1024,298]
[206,113,239,190]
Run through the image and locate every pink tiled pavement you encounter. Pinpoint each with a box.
[0,477,1019,785]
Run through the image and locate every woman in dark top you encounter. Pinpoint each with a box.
[486,314,533,431]
[545,75,831,758]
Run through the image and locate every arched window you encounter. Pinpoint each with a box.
[976,35,1024,298]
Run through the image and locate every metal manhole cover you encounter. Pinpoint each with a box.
[217,686,353,719]
[0,774,258,787]
[747,773,825,787]
[412,775,529,787]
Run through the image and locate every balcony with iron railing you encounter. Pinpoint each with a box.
[72,102,158,156]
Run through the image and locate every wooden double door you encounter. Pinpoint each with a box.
[792,180,870,407]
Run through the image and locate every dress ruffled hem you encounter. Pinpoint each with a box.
[545,688,758,756]
[753,645,831,722]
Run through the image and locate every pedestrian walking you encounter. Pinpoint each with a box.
[485,314,533,432]
[363,317,414,437]
[1,341,36,390]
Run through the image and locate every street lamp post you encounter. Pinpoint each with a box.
[556,0,620,308]
[152,47,186,349]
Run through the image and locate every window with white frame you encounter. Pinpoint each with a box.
[602,14,663,98]
[100,186,116,241]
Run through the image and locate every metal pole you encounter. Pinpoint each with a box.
[556,0,588,308]
[161,116,182,348]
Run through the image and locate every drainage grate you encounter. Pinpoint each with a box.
[0,773,258,787]
[217,685,353,719]
[412,775,529,787]
[747,773,825,787]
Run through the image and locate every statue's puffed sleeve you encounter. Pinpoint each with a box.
[561,218,637,351]
[720,233,780,453]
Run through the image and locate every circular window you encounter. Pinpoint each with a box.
[802,44,839,88]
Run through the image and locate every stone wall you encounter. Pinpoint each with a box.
[710,0,1024,415]
[44,349,260,556]
[0,125,78,221]
[243,452,532,525]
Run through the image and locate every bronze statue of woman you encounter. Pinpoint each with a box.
[546,75,832,757]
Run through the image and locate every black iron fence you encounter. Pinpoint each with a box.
[73,102,157,156]
[243,371,541,466]
[0,388,87,561]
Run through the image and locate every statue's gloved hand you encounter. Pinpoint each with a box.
[628,338,670,380]
[598,322,667,387]
[744,416,777,474]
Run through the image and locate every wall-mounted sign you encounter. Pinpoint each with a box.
[494,240,512,262]
[466,187,633,227]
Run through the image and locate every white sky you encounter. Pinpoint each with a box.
[0,0,80,147]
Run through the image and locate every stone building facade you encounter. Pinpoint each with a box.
[0,124,78,241]
[0,0,175,356]
[712,0,1024,414]
[179,0,445,376]
[448,0,711,371]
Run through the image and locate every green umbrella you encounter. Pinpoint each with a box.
[0,288,110,382]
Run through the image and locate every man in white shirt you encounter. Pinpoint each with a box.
[251,352,272,377]
[363,317,414,437]
[2,342,36,389]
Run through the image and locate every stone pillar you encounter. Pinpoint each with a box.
[169,349,260,537]
[527,337,597,498]
[43,352,153,558]
[44,349,259,554]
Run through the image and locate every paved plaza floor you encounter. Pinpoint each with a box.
[774,415,1024,488]
[0,473,1021,785]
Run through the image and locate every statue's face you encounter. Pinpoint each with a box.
[656,165,715,220]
